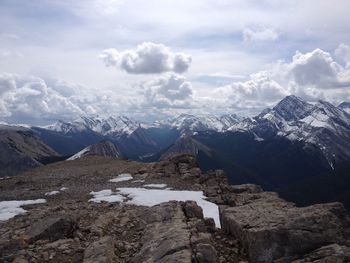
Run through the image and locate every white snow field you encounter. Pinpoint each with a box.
[0,199,47,221]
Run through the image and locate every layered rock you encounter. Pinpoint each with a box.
[131,202,192,263]
[219,186,350,262]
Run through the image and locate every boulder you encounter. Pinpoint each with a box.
[26,216,77,242]
[227,184,263,194]
[182,201,203,219]
[195,243,219,263]
[220,192,350,263]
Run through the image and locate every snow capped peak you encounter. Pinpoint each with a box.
[46,116,140,136]
[273,95,313,121]
[169,113,241,133]
[232,95,350,164]
[219,114,241,128]
[45,119,86,133]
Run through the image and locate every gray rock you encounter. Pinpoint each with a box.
[27,216,76,242]
[12,257,29,263]
[195,243,219,263]
[291,244,350,263]
[227,184,263,194]
[83,236,116,263]
[131,202,192,263]
[220,191,350,263]
[182,201,203,219]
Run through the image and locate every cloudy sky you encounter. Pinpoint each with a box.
[1,0,350,125]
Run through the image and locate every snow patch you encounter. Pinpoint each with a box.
[45,191,60,196]
[143,184,167,188]
[89,189,125,203]
[132,179,145,183]
[0,199,46,221]
[109,173,133,183]
[44,187,68,196]
[117,188,221,228]
[301,113,330,128]
[67,148,89,161]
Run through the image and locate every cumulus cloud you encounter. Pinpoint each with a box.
[0,73,85,123]
[0,73,141,125]
[335,43,350,67]
[211,44,350,113]
[242,27,279,42]
[99,42,192,74]
[213,71,288,111]
[141,74,194,108]
[287,48,350,89]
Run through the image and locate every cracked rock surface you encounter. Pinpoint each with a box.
[1,154,349,263]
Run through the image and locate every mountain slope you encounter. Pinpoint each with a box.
[33,116,158,158]
[67,140,121,160]
[229,95,350,166]
[0,124,59,177]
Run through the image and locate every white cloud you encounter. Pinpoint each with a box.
[142,73,194,108]
[99,42,192,74]
[213,71,288,112]
[287,48,349,89]
[1,45,350,125]
[0,73,85,123]
[211,45,350,113]
[335,43,350,67]
[242,27,279,42]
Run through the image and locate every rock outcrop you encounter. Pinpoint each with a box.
[131,202,192,263]
[26,216,77,243]
[220,190,350,262]
[0,154,349,262]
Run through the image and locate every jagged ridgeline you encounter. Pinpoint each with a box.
[3,95,347,210]
[0,154,349,262]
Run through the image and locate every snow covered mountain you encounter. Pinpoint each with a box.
[45,116,140,137]
[153,113,241,133]
[229,95,350,166]
[33,96,350,165]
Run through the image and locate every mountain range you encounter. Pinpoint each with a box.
[1,95,350,209]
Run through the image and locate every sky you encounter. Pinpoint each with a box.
[0,0,350,125]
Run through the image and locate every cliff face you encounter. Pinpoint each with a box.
[0,154,349,262]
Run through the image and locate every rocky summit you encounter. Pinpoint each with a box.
[0,154,350,263]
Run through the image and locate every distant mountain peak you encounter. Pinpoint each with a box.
[272,95,313,121]
[45,116,140,136]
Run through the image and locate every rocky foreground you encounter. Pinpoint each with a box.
[0,154,350,263]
